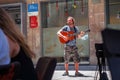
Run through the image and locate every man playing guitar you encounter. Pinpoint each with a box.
[57,16,85,76]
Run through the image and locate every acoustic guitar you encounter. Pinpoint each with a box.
[58,29,90,44]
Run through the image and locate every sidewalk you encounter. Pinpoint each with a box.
[52,63,112,80]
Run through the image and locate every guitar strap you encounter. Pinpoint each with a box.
[70,26,77,39]
[74,26,77,33]
[73,27,77,39]
[65,25,77,40]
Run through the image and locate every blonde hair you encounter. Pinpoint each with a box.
[0,7,35,58]
[67,16,75,24]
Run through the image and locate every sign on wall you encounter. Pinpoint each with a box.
[29,16,38,28]
[28,3,38,28]
[28,3,38,16]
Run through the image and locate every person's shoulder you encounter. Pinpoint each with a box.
[74,26,79,31]
[0,28,4,35]
[0,28,2,32]
[61,25,68,29]
[63,25,69,28]
[75,25,79,28]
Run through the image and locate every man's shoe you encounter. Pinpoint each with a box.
[75,72,84,77]
[62,72,69,76]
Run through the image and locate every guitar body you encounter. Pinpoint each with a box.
[58,31,75,44]
[58,29,90,44]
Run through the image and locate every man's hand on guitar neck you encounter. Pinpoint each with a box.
[77,31,85,39]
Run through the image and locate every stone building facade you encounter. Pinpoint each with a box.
[0,0,106,65]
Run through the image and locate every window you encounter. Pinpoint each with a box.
[106,0,120,29]
[41,0,88,28]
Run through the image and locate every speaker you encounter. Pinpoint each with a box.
[102,28,120,80]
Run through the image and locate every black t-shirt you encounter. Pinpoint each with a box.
[11,47,37,80]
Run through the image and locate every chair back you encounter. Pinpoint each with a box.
[0,61,21,80]
[36,57,57,80]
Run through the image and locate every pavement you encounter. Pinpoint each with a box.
[52,63,112,80]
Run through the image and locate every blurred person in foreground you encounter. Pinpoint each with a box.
[0,28,10,65]
[0,7,37,80]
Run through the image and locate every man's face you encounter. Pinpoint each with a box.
[67,18,74,25]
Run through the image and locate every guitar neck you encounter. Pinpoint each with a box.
[72,32,80,36]
[72,29,90,36]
